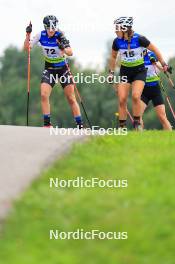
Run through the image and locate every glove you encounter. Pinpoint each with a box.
[163,64,173,74]
[167,66,173,74]
[162,62,170,73]
[150,57,156,64]
[108,70,114,83]
[58,36,70,50]
[58,42,66,50]
[26,24,32,34]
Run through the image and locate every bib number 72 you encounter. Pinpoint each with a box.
[45,48,56,55]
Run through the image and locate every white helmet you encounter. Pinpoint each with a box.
[114,17,133,28]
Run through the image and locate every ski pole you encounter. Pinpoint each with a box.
[159,78,175,120]
[164,72,175,89]
[115,110,133,126]
[154,65,175,121]
[26,21,32,126]
[127,109,134,124]
[65,62,92,129]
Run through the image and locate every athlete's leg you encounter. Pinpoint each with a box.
[117,83,131,127]
[40,68,55,126]
[59,64,83,127]
[40,83,52,126]
[140,100,147,129]
[41,83,52,114]
[152,86,172,130]
[155,105,172,130]
[132,80,145,116]
[64,84,80,116]
[64,84,82,126]
[140,88,149,129]
[132,80,145,126]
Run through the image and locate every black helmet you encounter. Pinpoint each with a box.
[114,17,133,28]
[43,15,58,30]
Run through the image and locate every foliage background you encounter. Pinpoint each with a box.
[0,46,175,129]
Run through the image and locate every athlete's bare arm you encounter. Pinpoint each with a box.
[109,49,118,71]
[147,43,166,66]
[155,62,164,72]
[24,33,40,51]
[57,33,73,56]
[64,47,73,56]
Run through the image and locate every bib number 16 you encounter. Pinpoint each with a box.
[123,50,135,58]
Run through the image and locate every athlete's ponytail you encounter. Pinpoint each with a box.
[124,27,134,50]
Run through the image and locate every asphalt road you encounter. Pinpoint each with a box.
[0,125,88,220]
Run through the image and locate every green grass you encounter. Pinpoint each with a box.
[0,131,175,264]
